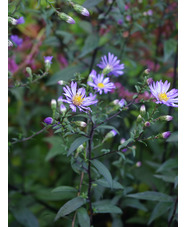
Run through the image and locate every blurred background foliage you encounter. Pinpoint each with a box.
[8,0,177,226]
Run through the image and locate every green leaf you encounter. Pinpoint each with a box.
[67,136,89,157]
[55,30,74,44]
[91,160,113,188]
[43,136,66,161]
[123,198,148,211]
[116,0,125,14]
[35,188,76,201]
[83,0,103,8]
[77,208,90,227]
[93,202,122,214]
[166,131,178,142]
[127,191,173,202]
[148,202,171,225]
[154,174,176,183]
[10,207,39,227]
[164,39,177,62]
[79,34,99,58]
[96,178,124,190]
[96,124,120,135]
[174,176,178,189]
[78,21,92,34]
[46,65,85,85]
[55,197,86,221]
[118,138,134,150]
[52,186,77,193]
[156,158,177,173]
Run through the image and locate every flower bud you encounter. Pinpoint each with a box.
[120,138,126,144]
[8,40,13,47]
[74,121,87,128]
[118,99,126,107]
[140,105,146,116]
[137,114,143,123]
[103,130,117,142]
[44,56,53,71]
[102,65,113,75]
[147,77,153,85]
[159,115,173,121]
[77,144,84,153]
[57,12,75,24]
[44,117,53,125]
[60,104,67,114]
[144,69,150,74]
[26,67,33,79]
[144,121,150,127]
[8,17,17,25]
[113,99,119,105]
[161,131,171,139]
[136,161,142,167]
[51,99,57,110]
[72,4,90,16]
[57,80,65,85]
[57,96,63,106]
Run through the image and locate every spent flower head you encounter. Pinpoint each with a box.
[149,80,178,107]
[97,52,124,77]
[87,71,115,94]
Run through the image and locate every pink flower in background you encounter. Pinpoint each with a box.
[114,82,152,102]
[8,57,18,73]
[57,54,68,69]
[125,4,129,10]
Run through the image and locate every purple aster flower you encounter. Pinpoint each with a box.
[136,161,142,167]
[87,71,115,94]
[16,16,25,25]
[149,80,178,107]
[10,35,23,46]
[61,81,98,112]
[44,56,53,64]
[44,117,53,125]
[97,52,124,77]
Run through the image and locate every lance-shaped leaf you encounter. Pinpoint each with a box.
[127,191,173,202]
[55,197,86,221]
[67,136,89,157]
[91,160,113,188]
[77,208,90,227]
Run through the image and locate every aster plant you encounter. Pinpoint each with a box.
[8,0,178,225]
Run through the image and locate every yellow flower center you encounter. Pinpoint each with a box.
[72,94,84,106]
[97,83,105,88]
[158,93,169,102]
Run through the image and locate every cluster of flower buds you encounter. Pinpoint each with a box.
[120,138,128,152]
[102,130,117,143]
